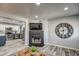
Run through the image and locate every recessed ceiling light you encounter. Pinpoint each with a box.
[36,3,40,6]
[35,15,38,18]
[64,7,69,11]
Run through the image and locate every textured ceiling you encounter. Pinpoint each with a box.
[0,3,79,20]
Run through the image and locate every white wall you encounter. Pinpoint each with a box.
[48,15,79,49]
[0,24,5,36]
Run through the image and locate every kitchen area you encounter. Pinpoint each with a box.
[0,16,26,46]
[0,16,26,55]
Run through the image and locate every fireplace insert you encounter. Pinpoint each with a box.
[29,30,44,47]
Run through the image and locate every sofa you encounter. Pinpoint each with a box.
[0,36,6,46]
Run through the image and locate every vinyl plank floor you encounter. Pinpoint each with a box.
[0,39,26,56]
[0,40,79,56]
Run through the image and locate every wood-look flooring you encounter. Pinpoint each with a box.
[0,39,79,56]
[0,39,26,56]
[37,45,79,56]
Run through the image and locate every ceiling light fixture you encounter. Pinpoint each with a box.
[64,7,69,11]
[35,15,38,18]
[36,2,40,6]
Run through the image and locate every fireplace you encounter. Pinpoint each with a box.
[29,23,44,47]
[29,30,44,46]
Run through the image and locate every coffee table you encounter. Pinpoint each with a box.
[16,48,45,56]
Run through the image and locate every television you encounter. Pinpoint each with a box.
[29,23,42,30]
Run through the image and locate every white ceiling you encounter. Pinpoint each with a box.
[0,3,79,20]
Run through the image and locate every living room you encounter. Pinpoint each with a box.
[0,3,79,56]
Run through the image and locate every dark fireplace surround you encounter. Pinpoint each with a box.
[29,23,44,47]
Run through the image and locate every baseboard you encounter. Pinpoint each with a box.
[45,43,79,51]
